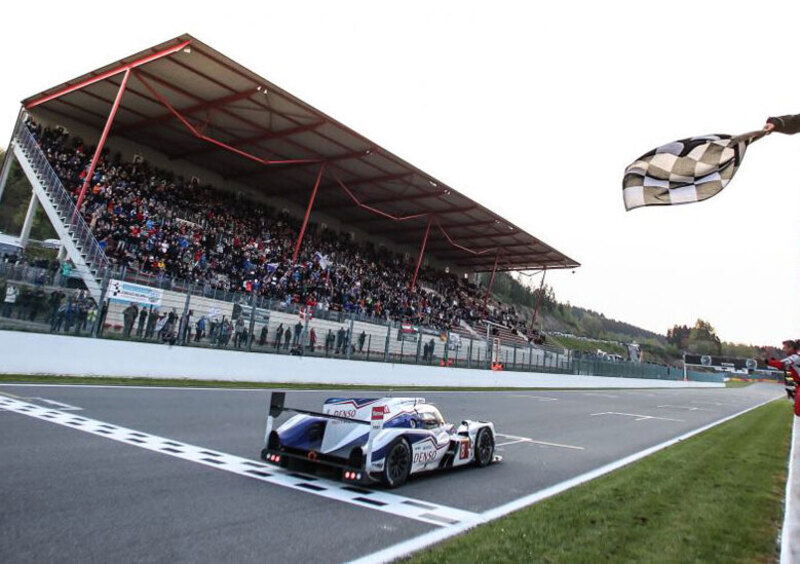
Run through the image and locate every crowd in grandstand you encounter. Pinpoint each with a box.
[25,119,535,337]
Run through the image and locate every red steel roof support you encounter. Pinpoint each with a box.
[171,120,327,159]
[115,87,260,134]
[72,68,131,223]
[411,215,433,292]
[25,40,191,109]
[134,72,322,168]
[292,163,327,264]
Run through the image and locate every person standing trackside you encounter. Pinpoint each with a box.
[766,340,800,417]
[308,327,317,351]
[2,284,18,317]
[122,303,138,337]
[136,307,148,338]
[293,321,303,346]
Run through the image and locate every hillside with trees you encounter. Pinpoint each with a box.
[488,271,765,365]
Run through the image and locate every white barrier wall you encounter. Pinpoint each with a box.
[0,331,721,388]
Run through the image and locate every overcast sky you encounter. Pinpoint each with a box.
[1,1,798,346]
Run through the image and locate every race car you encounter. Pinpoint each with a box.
[260,393,499,487]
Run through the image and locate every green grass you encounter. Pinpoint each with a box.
[726,380,754,388]
[411,400,792,564]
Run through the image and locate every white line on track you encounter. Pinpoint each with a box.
[29,397,83,411]
[0,393,476,528]
[657,404,709,412]
[590,411,684,422]
[690,400,731,407]
[506,394,558,401]
[348,394,781,564]
[494,433,584,450]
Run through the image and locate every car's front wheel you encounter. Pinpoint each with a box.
[474,428,494,467]
[381,438,412,488]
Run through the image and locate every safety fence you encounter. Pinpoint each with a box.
[0,266,723,383]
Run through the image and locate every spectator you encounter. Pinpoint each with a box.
[48,289,64,324]
[3,284,18,317]
[275,324,284,349]
[283,327,291,350]
[145,309,158,339]
[336,326,345,354]
[25,118,529,338]
[195,315,206,342]
[137,308,148,337]
[358,330,366,353]
[29,288,45,321]
[51,301,66,332]
[308,327,317,351]
[234,317,245,349]
[258,324,268,346]
[122,303,138,337]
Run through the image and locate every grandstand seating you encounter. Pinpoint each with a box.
[20,119,538,339]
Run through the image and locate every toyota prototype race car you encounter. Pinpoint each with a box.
[260,393,500,487]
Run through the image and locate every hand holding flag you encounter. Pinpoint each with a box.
[622,113,800,211]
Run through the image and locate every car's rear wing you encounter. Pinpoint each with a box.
[263,392,386,461]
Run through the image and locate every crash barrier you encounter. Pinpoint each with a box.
[0,270,722,383]
[0,330,723,388]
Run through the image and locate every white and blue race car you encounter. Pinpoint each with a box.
[260,393,498,487]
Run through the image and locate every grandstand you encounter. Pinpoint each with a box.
[0,33,596,372]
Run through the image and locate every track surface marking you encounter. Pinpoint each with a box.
[0,393,476,527]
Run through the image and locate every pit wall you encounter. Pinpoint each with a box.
[0,330,722,388]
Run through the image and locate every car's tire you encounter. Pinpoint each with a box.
[473,427,494,467]
[381,438,412,488]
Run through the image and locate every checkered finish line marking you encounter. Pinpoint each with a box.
[0,394,477,527]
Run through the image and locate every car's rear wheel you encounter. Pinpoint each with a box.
[474,428,494,467]
[381,438,412,488]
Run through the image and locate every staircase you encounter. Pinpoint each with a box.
[10,121,109,300]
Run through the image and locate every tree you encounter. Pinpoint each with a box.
[0,148,57,240]
[667,324,690,348]
[686,318,722,355]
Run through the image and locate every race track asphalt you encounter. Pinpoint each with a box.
[0,382,783,562]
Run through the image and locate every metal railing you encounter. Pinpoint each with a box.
[13,121,110,281]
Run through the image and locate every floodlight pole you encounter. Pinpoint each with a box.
[291,162,326,264]
[483,252,500,307]
[410,215,432,291]
[72,68,131,224]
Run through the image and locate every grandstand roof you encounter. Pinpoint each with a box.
[22,33,579,273]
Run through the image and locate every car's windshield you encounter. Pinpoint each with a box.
[417,406,445,429]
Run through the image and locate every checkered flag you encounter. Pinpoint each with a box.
[623,129,767,211]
